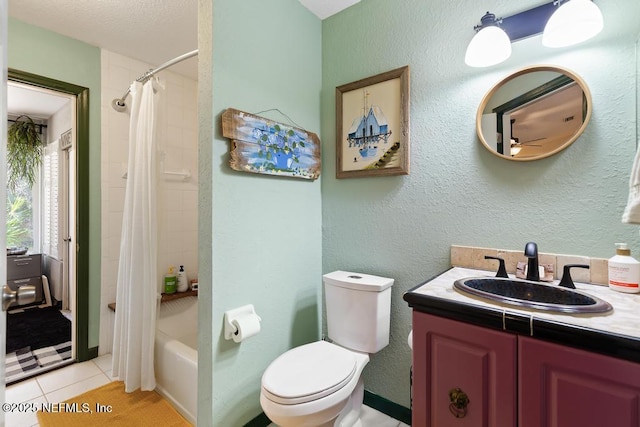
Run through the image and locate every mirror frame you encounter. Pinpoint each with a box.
[476,65,593,162]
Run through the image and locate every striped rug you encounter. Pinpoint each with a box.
[6,341,72,384]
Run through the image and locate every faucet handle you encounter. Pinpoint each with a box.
[558,264,590,289]
[484,256,508,278]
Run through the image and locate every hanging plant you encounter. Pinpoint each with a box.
[7,115,44,190]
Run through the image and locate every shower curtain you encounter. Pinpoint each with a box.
[112,79,161,392]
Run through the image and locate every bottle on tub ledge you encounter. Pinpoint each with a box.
[164,266,177,294]
[177,265,189,292]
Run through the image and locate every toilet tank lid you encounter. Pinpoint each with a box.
[323,270,394,292]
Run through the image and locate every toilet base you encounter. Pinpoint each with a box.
[334,377,364,427]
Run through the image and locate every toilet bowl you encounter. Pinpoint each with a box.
[260,271,394,427]
[260,340,369,427]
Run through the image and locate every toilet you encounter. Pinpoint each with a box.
[260,270,394,427]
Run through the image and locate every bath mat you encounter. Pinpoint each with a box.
[34,341,72,367]
[5,347,38,383]
[37,381,192,427]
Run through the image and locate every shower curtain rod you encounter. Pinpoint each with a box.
[111,49,198,112]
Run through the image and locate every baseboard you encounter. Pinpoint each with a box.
[364,390,411,425]
[243,390,412,427]
[243,412,271,427]
[87,346,99,359]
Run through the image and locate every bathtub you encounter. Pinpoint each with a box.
[155,296,198,425]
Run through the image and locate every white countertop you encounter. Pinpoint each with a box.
[409,267,640,341]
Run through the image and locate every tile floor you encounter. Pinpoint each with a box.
[6,354,410,427]
[5,353,114,427]
[360,406,410,427]
[268,405,410,427]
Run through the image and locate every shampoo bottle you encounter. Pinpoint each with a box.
[177,265,189,292]
[608,243,640,293]
[164,267,177,294]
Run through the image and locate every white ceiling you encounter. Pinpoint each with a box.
[8,83,71,119]
[8,0,199,117]
[7,0,358,85]
[8,0,199,80]
[298,0,361,20]
[6,0,358,117]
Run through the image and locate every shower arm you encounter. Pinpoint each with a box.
[111,49,198,112]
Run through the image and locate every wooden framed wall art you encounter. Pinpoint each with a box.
[335,66,410,178]
[222,108,321,180]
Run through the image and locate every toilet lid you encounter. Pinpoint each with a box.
[261,341,357,405]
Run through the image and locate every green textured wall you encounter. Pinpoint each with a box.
[206,0,322,424]
[321,0,640,407]
[8,18,101,349]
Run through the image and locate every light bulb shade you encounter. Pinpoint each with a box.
[465,26,512,67]
[542,0,604,48]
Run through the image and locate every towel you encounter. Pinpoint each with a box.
[622,141,640,224]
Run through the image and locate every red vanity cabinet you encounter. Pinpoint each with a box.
[413,311,640,427]
[412,311,517,427]
[519,337,640,427]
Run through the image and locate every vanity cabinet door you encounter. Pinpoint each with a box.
[519,337,640,427]
[413,312,517,427]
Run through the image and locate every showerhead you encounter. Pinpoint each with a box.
[111,98,127,112]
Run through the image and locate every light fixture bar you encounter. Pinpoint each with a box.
[498,1,557,42]
[466,1,603,67]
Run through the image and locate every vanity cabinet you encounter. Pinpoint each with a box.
[413,311,640,427]
[412,311,517,426]
[519,337,640,427]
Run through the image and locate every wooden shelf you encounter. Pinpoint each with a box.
[161,289,198,302]
[108,289,197,312]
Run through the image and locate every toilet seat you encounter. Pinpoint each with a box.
[261,341,357,405]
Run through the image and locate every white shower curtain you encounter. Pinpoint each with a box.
[112,79,161,392]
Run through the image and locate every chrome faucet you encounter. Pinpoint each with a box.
[524,241,540,281]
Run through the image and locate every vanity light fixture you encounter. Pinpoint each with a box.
[464,12,512,68]
[510,139,523,156]
[465,0,604,68]
[542,0,604,48]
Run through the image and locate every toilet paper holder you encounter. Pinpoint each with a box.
[223,304,261,341]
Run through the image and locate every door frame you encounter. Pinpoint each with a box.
[8,68,92,361]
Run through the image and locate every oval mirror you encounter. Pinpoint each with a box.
[476,65,592,161]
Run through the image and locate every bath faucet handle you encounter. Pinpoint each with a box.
[524,241,540,281]
[524,241,538,257]
[484,256,508,278]
[558,264,590,289]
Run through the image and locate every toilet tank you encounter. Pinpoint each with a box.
[323,271,394,353]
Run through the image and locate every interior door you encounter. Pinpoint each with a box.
[1,0,8,424]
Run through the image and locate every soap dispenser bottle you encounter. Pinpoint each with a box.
[608,243,640,293]
[177,265,189,292]
[164,267,177,294]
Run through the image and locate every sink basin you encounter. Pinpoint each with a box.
[453,277,613,314]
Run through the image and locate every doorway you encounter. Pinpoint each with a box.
[6,69,91,384]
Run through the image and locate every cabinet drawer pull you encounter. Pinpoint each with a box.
[449,387,470,418]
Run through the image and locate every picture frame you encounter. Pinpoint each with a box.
[335,65,410,179]
[221,108,321,180]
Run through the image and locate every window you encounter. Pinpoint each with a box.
[6,175,34,251]
[42,140,59,258]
